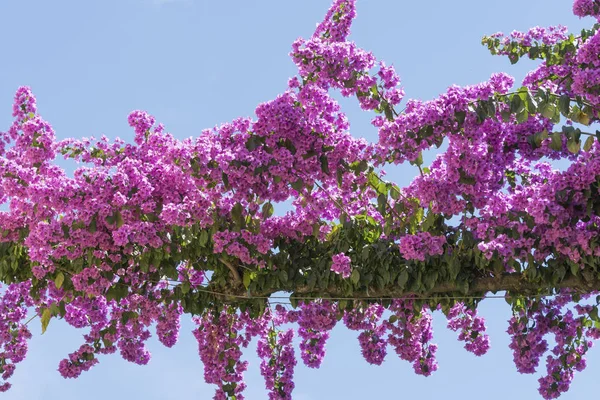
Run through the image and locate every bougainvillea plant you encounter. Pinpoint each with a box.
[2,0,600,398]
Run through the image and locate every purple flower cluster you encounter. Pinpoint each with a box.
[357,326,388,365]
[312,0,356,43]
[290,301,337,368]
[398,232,446,262]
[257,328,296,400]
[447,302,490,356]
[343,303,384,330]
[330,252,352,278]
[193,310,249,400]
[58,344,99,379]
[506,294,600,399]
[386,300,438,376]
[156,303,182,348]
[0,283,33,391]
[488,26,568,51]
[343,303,388,364]
[573,0,600,18]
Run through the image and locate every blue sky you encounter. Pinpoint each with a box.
[0,0,598,399]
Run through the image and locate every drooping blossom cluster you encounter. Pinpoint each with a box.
[58,344,99,379]
[287,301,338,368]
[343,303,387,365]
[385,300,438,376]
[0,283,33,392]
[447,302,490,356]
[193,310,250,400]
[156,303,182,348]
[256,326,297,400]
[507,293,600,399]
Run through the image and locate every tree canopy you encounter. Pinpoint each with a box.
[2,0,600,399]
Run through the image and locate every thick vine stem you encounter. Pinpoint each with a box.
[210,273,600,301]
[219,258,242,287]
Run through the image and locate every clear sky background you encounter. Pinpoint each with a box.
[0,0,598,399]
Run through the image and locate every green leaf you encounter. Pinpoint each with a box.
[313,223,321,238]
[424,271,438,290]
[41,308,52,334]
[510,95,523,113]
[62,224,70,238]
[243,270,251,289]
[525,266,537,280]
[370,85,379,97]
[487,99,497,116]
[115,210,124,228]
[245,136,260,151]
[460,280,470,295]
[553,265,567,284]
[89,214,97,233]
[350,269,360,285]
[50,303,60,317]
[349,160,369,173]
[398,269,409,288]
[231,203,243,227]
[525,93,537,113]
[475,103,487,122]
[541,104,556,119]
[584,135,595,152]
[286,293,299,309]
[54,272,65,289]
[199,230,209,247]
[262,202,274,219]
[337,168,344,187]
[139,252,150,272]
[516,109,529,123]
[320,155,330,174]
[102,337,114,348]
[180,281,191,294]
[517,87,529,101]
[500,110,512,122]
[421,211,436,231]
[458,169,476,185]
[390,186,401,200]
[87,249,94,266]
[383,104,394,121]
[279,270,288,284]
[121,311,138,325]
[567,138,581,154]
[549,131,563,151]
[533,129,549,148]
[307,273,317,290]
[375,275,385,289]
[570,107,591,125]
[291,179,304,192]
[377,193,387,215]
[578,112,591,126]
[570,262,579,277]
[411,152,423,167]
[590,306,599,322]
[559,95,571,117]
[222,173,230,189]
